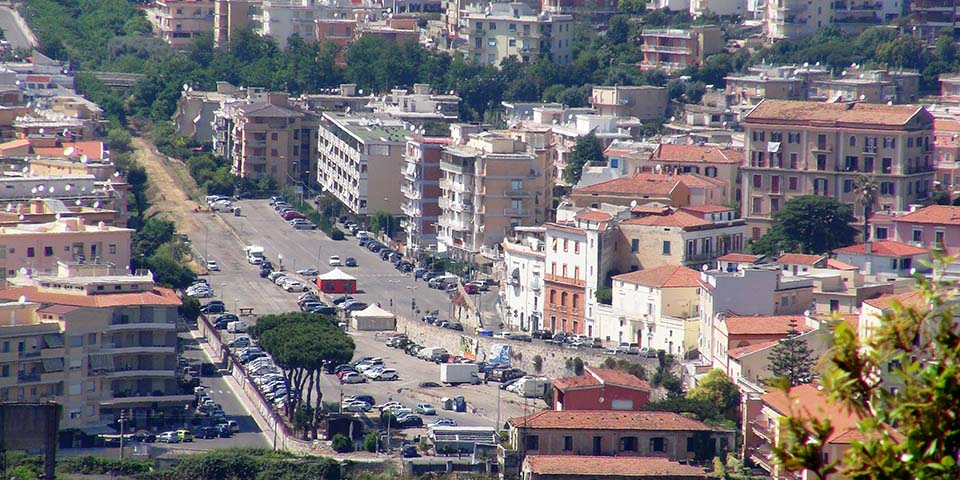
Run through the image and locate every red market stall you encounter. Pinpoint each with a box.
[316,268,357,294]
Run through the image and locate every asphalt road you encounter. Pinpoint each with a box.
[193,200,536,436]
[0,6,36,50]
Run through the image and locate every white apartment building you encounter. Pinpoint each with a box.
[317,113,408,216]
[401,135,448,258]
[254,0,324,49]
[765,0,901,40]
[689,0,743,17]
[369,84,461,122]
[501,227,546,332]
[456,2,574,65]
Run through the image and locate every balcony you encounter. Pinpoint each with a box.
[503,207,531,217]
[401,183,421,199]
[107,321,176,332]
[99,394,195,407]
[640,44,692,54]
[244,155,267,164]
[401,202,421,218]
[544,273,585,287]
[504,189,533,198]
[439,160,474,175]
[642,28,694,38]
[750,417,775,443]
[246,137,267,147]
[439,178,468,193]
[106,369,177,379]
[100,345,176,355]
[438,215,471,231]
[17,371,60,384]
[40,347,65,359]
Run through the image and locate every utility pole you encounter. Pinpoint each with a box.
[119,409,127,461]
[496,386,501,433]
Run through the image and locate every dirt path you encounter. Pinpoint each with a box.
[131,136,206,238]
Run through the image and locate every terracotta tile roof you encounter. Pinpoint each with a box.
[574,210,613,222]
[826,258,858,270]
[893,205,960,225]
[524,456,708,477]
[508,410,716,431]
[553,367,652,392]
[834,240,928,257]
[862,290,925,311]
[613,265,701,288]
[776,253,826,266]
[0,286,181,308]
[630,203,671,214]
[24,75,51,83]
[37,304,81,315]
[33,141,107,160]
[744,99,926,127]
[676,173,726,189]
[622,210,711,228]
[650,144,743,165]
[718,253,762,263]
[723,315,810,336]
[574,173,680,196]
[0,138,30,150]
[935,116,960,133]
[680,204,732,214]
[762,384,862,444]
[728,339,779,359]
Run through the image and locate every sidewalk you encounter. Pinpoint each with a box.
[187,327,276,448]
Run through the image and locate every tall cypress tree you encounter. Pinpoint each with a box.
[767,319,815,386]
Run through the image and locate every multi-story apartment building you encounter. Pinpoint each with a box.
[174,81,242,144]
[766,0,900,40]
[540,0,618,17]
[437,130,551,261]
[217,93,319,189]
[616,206,746,271]
[502,227,546,332]
[0,175,128,225]
[589,86,668,121]
[401,135,448,258]
[543,222,587,336]
[725,65,828,106]
[644,144,744,203]
[639,26,722,74]
[911,0,958,41]
[870,205,960,252]
[940,72,960,103]
[456,2,574,65]
[741,99,935,239]
[810,69,920,105]
[933,115,960,189]
[606,265,700,355]
[254,0,323,49]
[317,113,408,216]
[697,265,813,366]
[0,264,189,436]
[152,0,216,48]
[689,0,744,17]
[0,217,132,279]
[315,18,357,65]
[368,84,461,123]
[213,0,257,48]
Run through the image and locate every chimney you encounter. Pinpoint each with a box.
[266,92,289,107]
[865,241,872,254]
[31,199,43,214]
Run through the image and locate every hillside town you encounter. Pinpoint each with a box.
[0,0,957,478]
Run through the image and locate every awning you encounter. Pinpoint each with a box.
[405,163,416,176]
[43,334,64,348]
[78,424,117,436]
[42,357,64,372]
[89,354,114,371]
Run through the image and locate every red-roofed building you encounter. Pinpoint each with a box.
[773,253,827,275]
[616,208,747,271]
[552,367,652,412]
[570,173,689,209]
[874,205,960,252]
[716,252,765,272]
[713,315,811,374]
[933,115,960,192]
[521,455,709,479]
[606,266,701,354]
[834,240,930,277]
[742,99,934,239]
[502,410,734,478]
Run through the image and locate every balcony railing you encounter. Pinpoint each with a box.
[640,44,691,54]
[503,207,531,217]
[544,273,585,286]
[107,321,176,332]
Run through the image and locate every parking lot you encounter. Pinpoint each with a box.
[193,199,533,439]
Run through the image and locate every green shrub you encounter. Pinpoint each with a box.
[532,354,543,373]
[331,433,353,453]
[364,431,379,452]
[330,229,345,241]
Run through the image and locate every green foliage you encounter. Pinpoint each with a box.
[380,411,399,428]
[773,254,960,478]
[595,287,612,305]
[600,357,648,380]
[532,354,543,373]
[142,448,339,480]
[618,0,647,14]
[931,190,951,206]
[751,196,858,255]
[687,369,741,422]
[331,434,354,453]
[368,210,394,236]
[645,396,722,422]
[563,132,605,185]
[179,295,201,322]
[766,320,815,387]
[572,357,585,375]
[58,456,153,476]
[364,430,380,452]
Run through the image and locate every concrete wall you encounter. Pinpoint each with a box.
[396,314,628,379]
[0,402,60,479]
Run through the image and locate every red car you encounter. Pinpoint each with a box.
[336,369,357,380]
[464,284,479,294]
[283,211,306,221]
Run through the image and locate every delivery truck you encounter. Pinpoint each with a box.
[514,377,551,398]
[244,245,265,265]
[440,363,480,385]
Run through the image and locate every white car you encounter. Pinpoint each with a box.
[428,418,457,428]
[328,256,342,267]
[206,260,220,271]
[368,368,398,381]
[341,401,371,412]
[281,279,308,292]
[296,268,319,276]
[356,361,384,373]
[376,401,404,412]
[340,372,366,384]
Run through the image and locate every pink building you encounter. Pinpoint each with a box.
[934,116,960,192]
[869,205,960,252]
[0,217,132,277]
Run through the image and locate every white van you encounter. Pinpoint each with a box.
[417,347,448,360]
[227,321,248,334]
[427,274,458,289]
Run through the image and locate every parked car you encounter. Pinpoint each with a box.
[428,418,457,428]
[464,283,479,294]
[328,255,342,267]
[197,426,218,439]
[397,415,423,428]
[638,347,659,358]
[345,257,358,267]
[206,260,220,271]
[532,329,554,340]
[200,303,225,314]
[176,429,194,442]
[418,381,441,388]
[369,368,398,381]
[340,372,366,384]
[342,400,372,412]
[296,268,319,276]
[292,220,318,230]
[416,403,436,415]
[158,431,179,443]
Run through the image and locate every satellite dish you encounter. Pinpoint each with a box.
[17,296,25,304]
[48,186,55,193]
[701,264,708,271]
[803,309,810,317]
[63,146,75,156]
[93,201,100,208]
[75,200,81,206]
[80,154,88,163]
[54,213,60,219]
[64,184,71,191]
[630,200,637,207]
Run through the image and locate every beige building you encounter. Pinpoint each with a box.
[216,92,319,189]
[645,144,743,205]
[0,217,133,280]
[317,113,408,216]
[152,0,216,48]
[741,100,935,240]
[616,206,746,272]
[639,26,722,74]
[571,172,728,210]
[438,130,551,260]
[213,0,257,48]
[457,2,574,65]
[0,264,189,436]
[589,86,668,121]
[607,265,701,354]
[521,455,709,480]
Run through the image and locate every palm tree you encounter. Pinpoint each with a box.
[855,175,879,241]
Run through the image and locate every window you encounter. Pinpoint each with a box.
[865,136,878,153]
[817,134,827,150]
[662,241,671,255]
[563,239,568,252]
[913,229,922,242]
[271,132,278,141]
[788,132,800,144]
[43,246,53,257]
[525,435,539,450]
[817,154,827,171]
[902,258,912,270]
[26,247,34,258]
[864,157,874,173]
[621,436,638,452]
[109,244,117,255]
[69,335,82,347]
[549,290,556,304]
[651,437,666,452]
[789,177,798,191]
[883,136,895,149]
[631,239,639,253]
[908,137,914,148]
[880,182,895,195]
[882,157,893,173]
[844,179,854,193]
[845,156,858,171]
[572,294,579,309]
[511,179,522,190]
[563,436,573,451]
[936,231,945,248]
[771,132,782,142]
[574,242,580,254]
[849,136,857,147]
[771,198,780,212]
[752,197,762,215]
[489,22,496,30]
[789,152,798,169]
[875,227,888,240]
[87,334,96,345]
[487,38,496,46]
[752,175,761,188]
[814,178,828,195]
